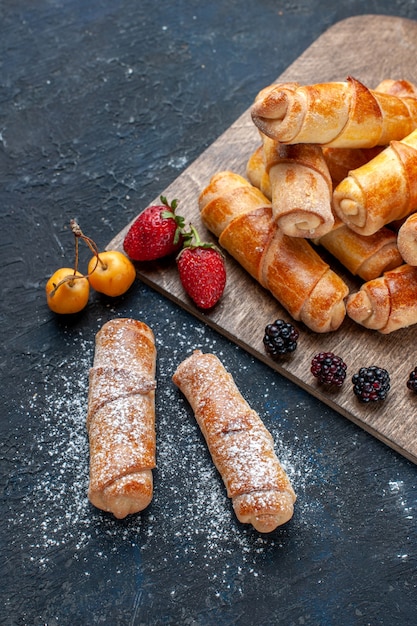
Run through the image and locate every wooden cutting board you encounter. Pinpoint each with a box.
[109,15,417,464]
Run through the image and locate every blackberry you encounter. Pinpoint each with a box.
[352,366,390,402]
[406,367,417,393]
[263,319,299,358]
[311,352,347,387]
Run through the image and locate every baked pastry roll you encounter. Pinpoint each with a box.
[199,170,269,238]
[172,350,296,533]
[316,219,403,282]
[261,134,334,238]
[248,77,415,190]
[322,79,417,184]
[247,141,382,191]
[322,146,384,186]
[87,318,157,518]
[246,144,271,197]
[346,264,417,333]
[251,76,417,148]
[246,147,402,281]
[199,171,348,333]
[333,128,417,235]
[397,212,417,265]
[375,78,417,98]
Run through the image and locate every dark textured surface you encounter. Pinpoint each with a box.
[1,2,417,625]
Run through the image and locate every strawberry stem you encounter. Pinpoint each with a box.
[158,197,187,247]
[160,195,178,212]
[181,223,224,256]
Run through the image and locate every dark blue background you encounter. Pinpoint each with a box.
[1,1,416,624]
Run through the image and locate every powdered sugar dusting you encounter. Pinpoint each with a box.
[7,312,315,587]
[11,333,94,566]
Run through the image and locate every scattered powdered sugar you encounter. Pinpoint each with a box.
[387,479,414,521]
[12,334,94,565]
[8,313,315,587]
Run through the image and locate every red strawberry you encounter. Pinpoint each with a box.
[177,225,226,309]
[123,196,185,261]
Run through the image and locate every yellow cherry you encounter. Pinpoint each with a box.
[46,268,90,314]
[87,250,136,297]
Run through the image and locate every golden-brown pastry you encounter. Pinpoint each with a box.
[346,264,417,333]
[375,78,417,98]
[251,76,417,147]
[246,147,402,281]
[322,146,384,186]
[197,170,254,215]
[396,212,417,265]
[199,170,269,238]
[261,134,334,238]
[316,219,403,281]
[172,350,296,533]
[199,171,349,332]
[333,128,417,235]
[246,141,382,191]
[87,318,157,519]
[322,79,417,184]
[246,144,271,197]
[248,79,414,191]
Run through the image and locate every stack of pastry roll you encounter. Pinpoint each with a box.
[243,76,417,333]
[247,137,416,332]
[325,145,417,334]
[87,318,157,519]
[172,350,296,533]
[246,144,403,282]
[332,127,417,236]
[251,77,417,238]
[316,79,417,333]
[246,143,383,202]
[199,170,349,333]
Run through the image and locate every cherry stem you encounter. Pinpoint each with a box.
[70,219,105,273]
[49,271,86,297]
[50,220,105,298]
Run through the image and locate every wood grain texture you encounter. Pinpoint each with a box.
[108,15,417,464]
